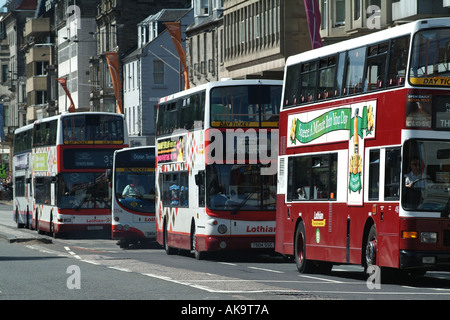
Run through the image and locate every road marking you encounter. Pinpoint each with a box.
[64,246,81,260]
[248,266,284,274]
[108,266,132,272]
[299,274,344,284]
[218,262,237,266]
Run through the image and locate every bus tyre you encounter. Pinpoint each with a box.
[26,209,30,229]
[294,221,312,273]
[191,223,205,260]
[16,209,24,228]
[36,211,44,235]
[163,220,176,255]
[364,224,377,272]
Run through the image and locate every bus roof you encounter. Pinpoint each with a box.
[115,145,155,154]
[14,123,34,134]
[285,18,450,67]
[33,111,125,124]
[158,79,283,104]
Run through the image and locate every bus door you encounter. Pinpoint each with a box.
[366,147,401,267]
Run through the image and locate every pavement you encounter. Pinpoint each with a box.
[0,200,52,244]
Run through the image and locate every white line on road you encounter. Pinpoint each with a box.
[248,266,284,274]
[218,262,237,266]
[299,274,344,284]
[108,266,132,272]
[64,246,81,260]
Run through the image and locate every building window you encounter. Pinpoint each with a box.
[2,64,8,82]
[35,61,49,76]
[334,0,345,27]
[255,14,260,39]
[354,0,360,20]
[322,0,327,29]
[153,60,164,85]
[36,91,47,105]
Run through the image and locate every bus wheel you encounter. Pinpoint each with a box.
[163,220,176,255]
[294,221,311,273]
[26,209,30,229]
[16,209,24,228]
[36,211,44,235]
[49,214,59,238]
[364,225,377,271]
[191,223,204,260]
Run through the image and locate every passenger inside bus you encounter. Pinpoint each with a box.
[122,177,145,198]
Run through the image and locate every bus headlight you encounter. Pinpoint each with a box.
[218,224,227,234]
[421,232,437,243]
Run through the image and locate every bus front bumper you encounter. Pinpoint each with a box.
[399,250,450,271]
[199,235,275,252]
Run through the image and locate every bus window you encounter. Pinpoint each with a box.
[368,149,380,200]
[300,60,317,103]
[35,177,52,205]
[210,85,281,127]
[388,35,409,87]
[33,120,57,147]
[410,29,450,86]
[161,172,189,207]
[365,42,388,91]
[344,47,366,95]
[335,51,346,97]
[287,153,337,201]
[384,148,401,200]
[318,55,337,100]
[283,63,301,107]
[62,114,124,144]
[288,156,311,201]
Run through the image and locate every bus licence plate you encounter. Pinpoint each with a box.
[87,226,103,230]
[251,242,274,249]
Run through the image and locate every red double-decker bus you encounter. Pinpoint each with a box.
[276,18,450,275]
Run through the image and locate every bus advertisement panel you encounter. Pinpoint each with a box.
[112,146,156,248]
[276,18,450,275]
[31,112,128,236]
[156,79,282,259]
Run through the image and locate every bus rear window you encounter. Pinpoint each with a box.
[409,28,450,87]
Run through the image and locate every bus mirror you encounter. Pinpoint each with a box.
[106,169,112,182]
[195,171,204,186]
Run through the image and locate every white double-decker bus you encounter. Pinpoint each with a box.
[31,112,128,236]
[156,79,282,259]
[13,124,34,228]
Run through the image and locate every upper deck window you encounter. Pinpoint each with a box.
[210,85,281,128]
[409,28,450,87]
[62,114,125,145]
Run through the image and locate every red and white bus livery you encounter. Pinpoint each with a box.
[156,79,282,259]
[31,112,128,236]
[276,18,450,275]
[111,146,156,248]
